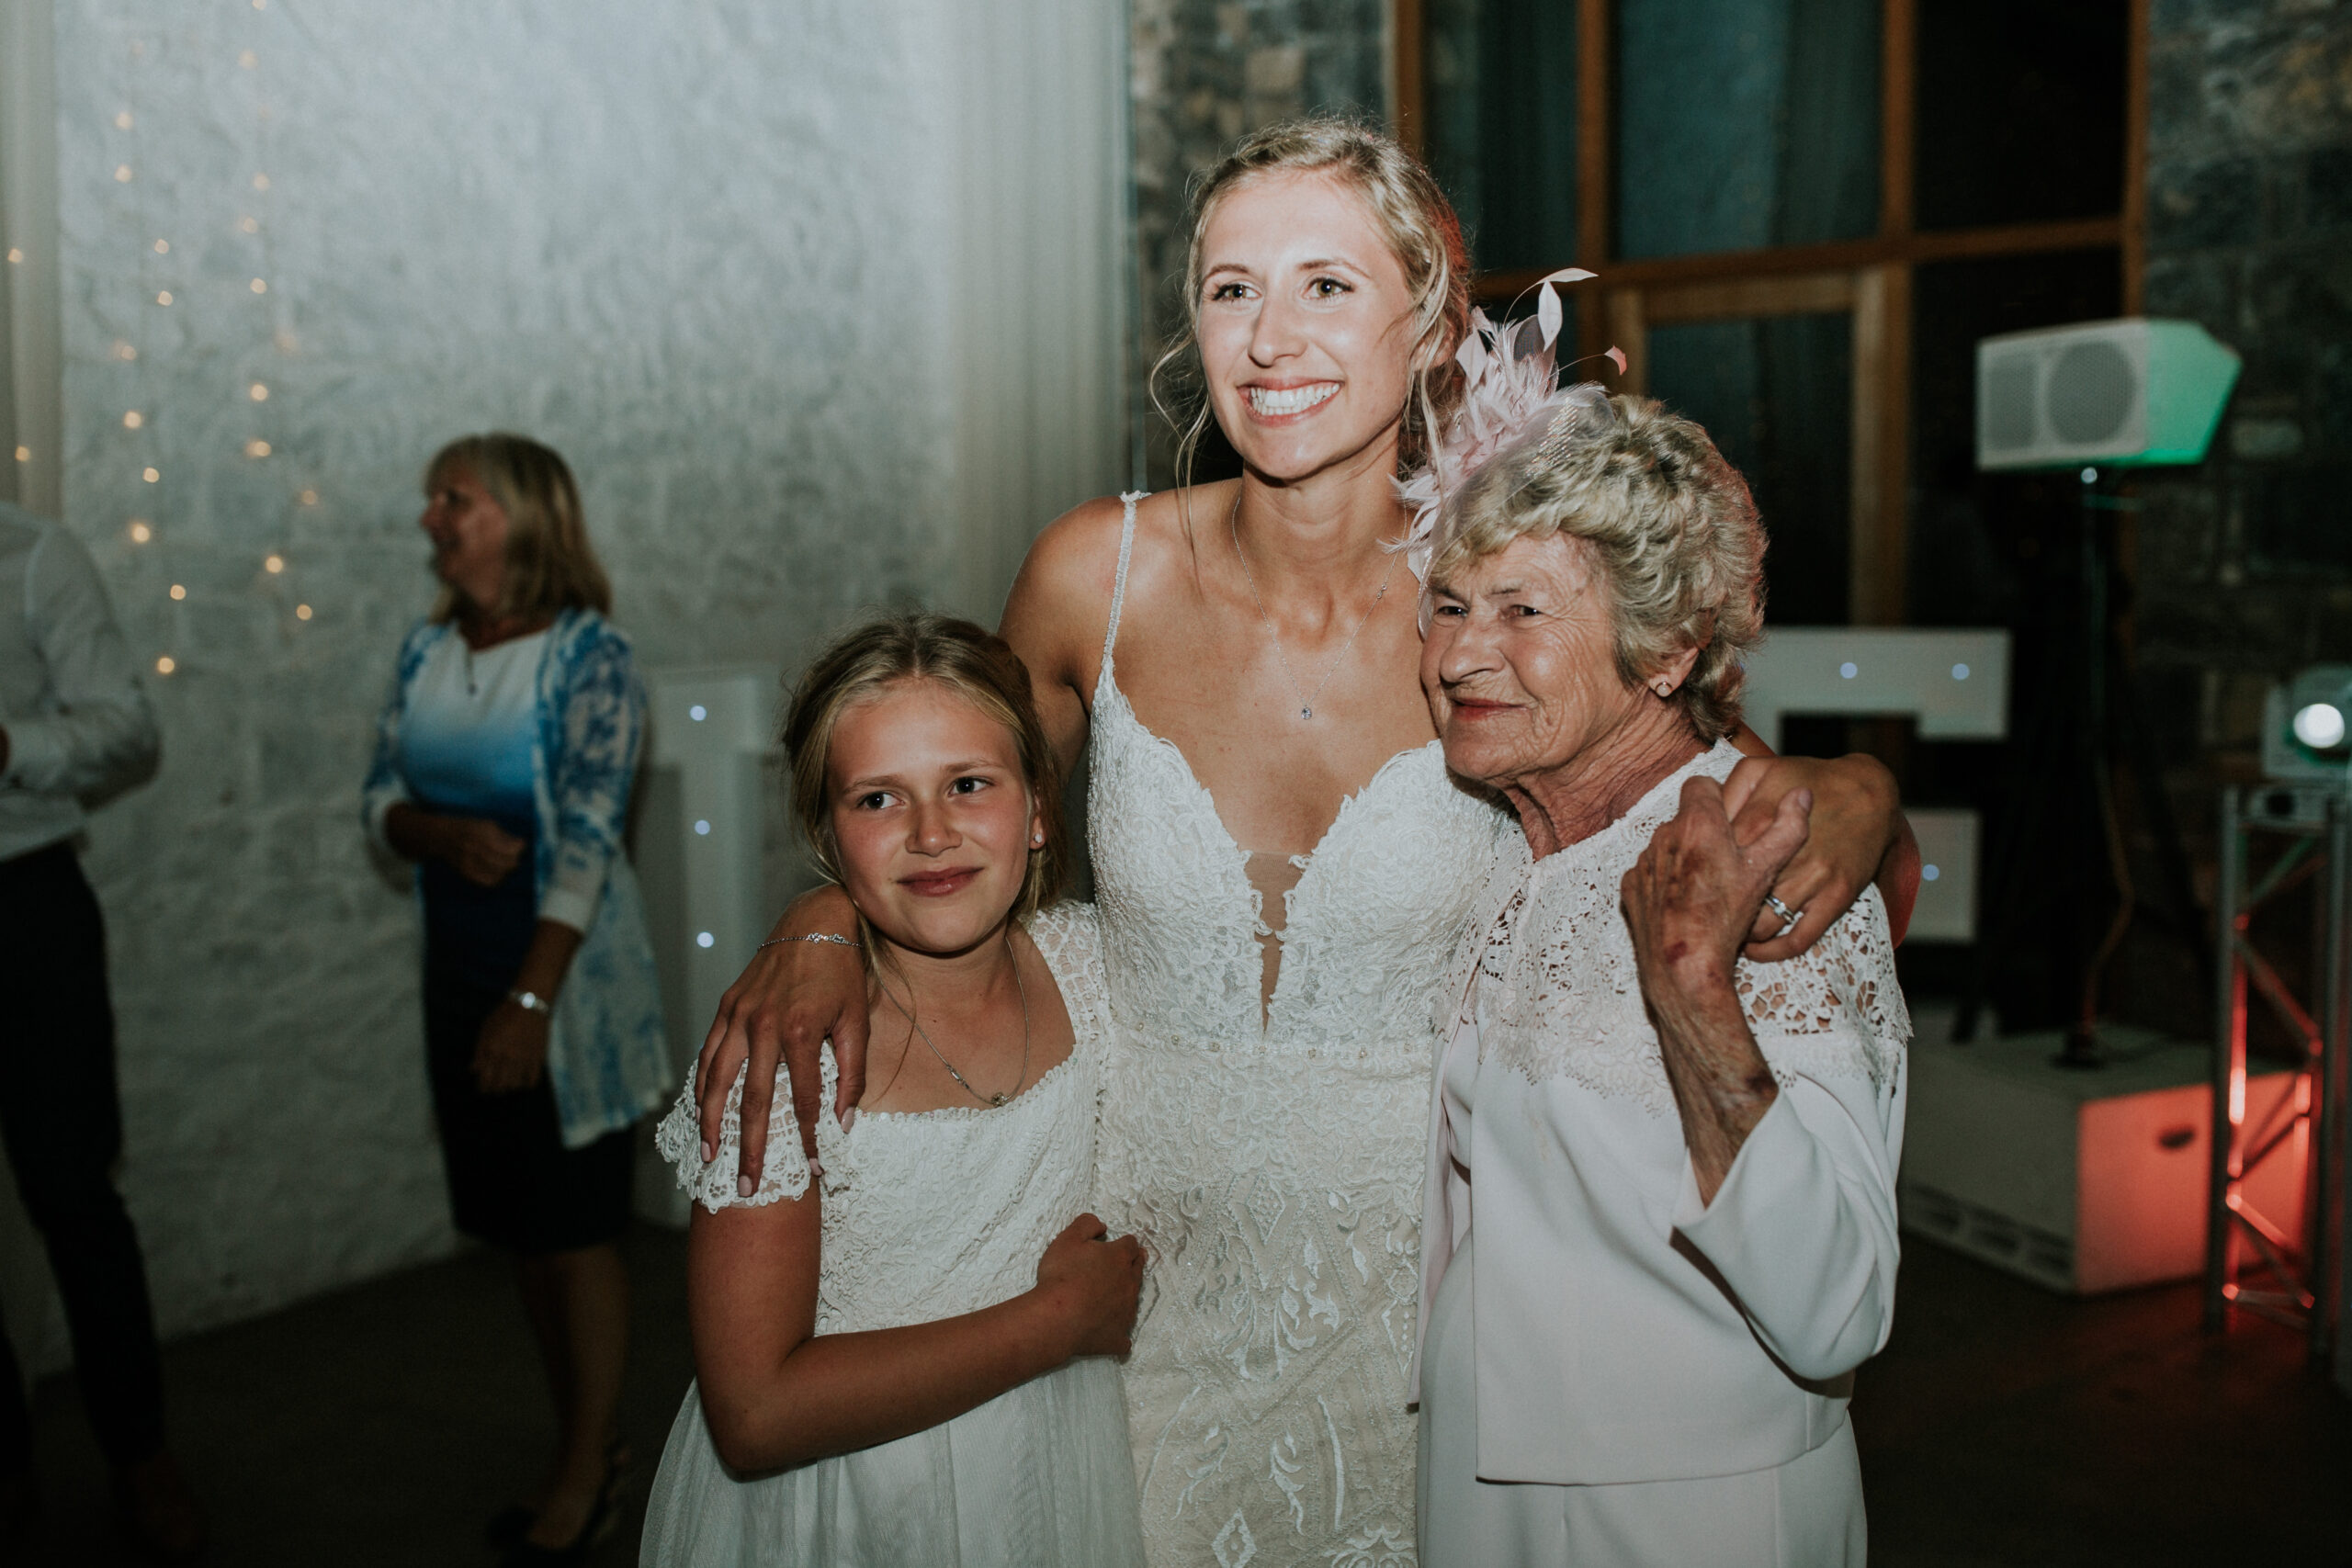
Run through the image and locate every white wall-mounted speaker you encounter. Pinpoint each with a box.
[1976,317,2240,471]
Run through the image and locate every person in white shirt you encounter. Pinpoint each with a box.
[1412,388,1906,1566]
[0,500,205,1559]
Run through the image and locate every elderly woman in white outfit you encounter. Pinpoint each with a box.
[1411,385,1908,1566]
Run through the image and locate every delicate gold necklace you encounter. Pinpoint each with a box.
[876,931,1032,1108]
[1227,487,1397,722]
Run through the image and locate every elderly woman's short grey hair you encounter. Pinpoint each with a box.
[1424,393,1766,743]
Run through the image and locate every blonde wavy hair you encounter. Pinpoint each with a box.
[425,434,611,623]
[781,614,1066,944]
[1150,117,1472,491]
[1426,396,1767,743]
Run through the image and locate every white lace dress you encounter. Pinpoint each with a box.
[1087,494,1510,1568]
[1414,741,1908,1564]
[639,905,1145,1568]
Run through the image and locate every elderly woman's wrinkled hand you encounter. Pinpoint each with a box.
[1623,775,1813,989]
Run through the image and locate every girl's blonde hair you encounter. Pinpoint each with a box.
[425,434,611,623]
[781,615,1066,941]
[1150,116,1472,491]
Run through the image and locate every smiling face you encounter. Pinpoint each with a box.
[1194,170,1422,484]
[1422,535,1698,795]
[827,679,1044,961]
[419,464,511,614]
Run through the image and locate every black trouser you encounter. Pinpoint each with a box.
[0,841,166,1473]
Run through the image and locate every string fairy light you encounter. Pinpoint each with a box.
[107,5,322,677]
[232,8,312,640]
[113,28,177,665]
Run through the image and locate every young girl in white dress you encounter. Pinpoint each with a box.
[639,613,1147,1567]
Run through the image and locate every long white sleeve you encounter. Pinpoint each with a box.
[4,525,158,803]
[1672,1067,1905,1382]
[1,513,158,859]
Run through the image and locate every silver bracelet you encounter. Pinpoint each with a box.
[758,932,860,952]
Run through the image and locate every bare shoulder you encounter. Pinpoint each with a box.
[1014,492,1132,612]
[1004,488,1215,682]
[1001,494,1126,690]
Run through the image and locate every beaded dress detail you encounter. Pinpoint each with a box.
[1088,494,1508,1567]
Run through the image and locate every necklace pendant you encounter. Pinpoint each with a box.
[1300,705,1312,721]
[988,1092,1008,1108]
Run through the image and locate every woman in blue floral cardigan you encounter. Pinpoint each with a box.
[362,434,668,1565]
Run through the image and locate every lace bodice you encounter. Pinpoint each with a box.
[1440,740,1911,1114]
[1086,493,1507,1567]
[654,904,1111,1335]
[1086,507,1505,1066]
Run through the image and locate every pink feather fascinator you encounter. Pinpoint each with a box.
[1394,266,1625,584]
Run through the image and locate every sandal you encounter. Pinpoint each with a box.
[499,1440,627,1566]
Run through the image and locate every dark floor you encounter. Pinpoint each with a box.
[15,1225,696,1567]
[1855,1244,2352,1567]
[12,1226,2351,1565]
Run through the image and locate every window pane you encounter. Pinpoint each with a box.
[1617,0,1880,260]
[1423,0,1578,273]
[1915,0,2127,231]
[1649,311,1855,624]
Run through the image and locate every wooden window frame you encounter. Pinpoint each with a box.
[1394,0,2150,626]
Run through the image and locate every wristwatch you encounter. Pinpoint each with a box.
[507,988,553,1017]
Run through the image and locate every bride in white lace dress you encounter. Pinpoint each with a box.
[695,120,1914,1566]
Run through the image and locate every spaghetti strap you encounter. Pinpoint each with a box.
[1102,491,1147,673]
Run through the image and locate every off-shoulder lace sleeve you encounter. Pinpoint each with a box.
[1736,886,1912,1094]
[652,1049,851,1211]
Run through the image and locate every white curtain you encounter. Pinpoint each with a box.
[0,0,62,518]
[947,0,1134,627]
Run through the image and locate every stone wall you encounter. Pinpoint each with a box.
[2137,0,2352,764]
[8,0,963,1366]
[1128,0,1389,485]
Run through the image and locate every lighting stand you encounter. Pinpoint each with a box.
[2206,784,2347,1360]
[1955,468,2211,1061]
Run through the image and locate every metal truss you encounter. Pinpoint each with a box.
[2207,784,2347,1359]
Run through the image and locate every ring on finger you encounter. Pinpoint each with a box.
[1762,891,1804,938]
